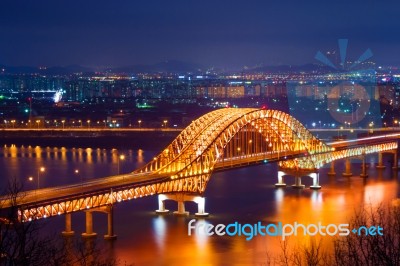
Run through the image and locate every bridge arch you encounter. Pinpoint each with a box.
[136,108,331,194]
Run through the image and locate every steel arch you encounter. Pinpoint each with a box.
[136,108,331,193]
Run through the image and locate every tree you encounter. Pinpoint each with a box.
[0,178,120,266]
[334,203,400,266]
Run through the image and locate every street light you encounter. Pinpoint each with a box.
[247,139,252,156]
[87,120,91,129]
[11,120,15,128]
[36,120,40,129]
[38,167,45,188]
[138,120,142,129]
[61,120,65,129]
[78,120,82,127]
[30,167,45,189]
[75,169,83,188]
[163,120,168,128]
[117,154,125,175]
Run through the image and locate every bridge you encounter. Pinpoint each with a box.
[1,108,398,239]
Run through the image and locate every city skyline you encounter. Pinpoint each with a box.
[1,1,400,69]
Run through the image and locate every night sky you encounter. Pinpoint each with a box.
[0,0,399,69]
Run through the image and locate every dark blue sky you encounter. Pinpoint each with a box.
[0,0,399,69]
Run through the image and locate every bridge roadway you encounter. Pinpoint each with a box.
[1,149,303,209]
[2,132,399,211]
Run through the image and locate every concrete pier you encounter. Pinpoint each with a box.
[360,154,368,178]
[342,159,352,177]
[156,193,209,217]
[309,173,321,189]
[376,153,386,169]
[61,213,74,237]
[275,171,287,187]
[292,176,305,189]
[155,194,170,214]
[82,211,97,238]
[104,205,117,240]
[328,161,336,176]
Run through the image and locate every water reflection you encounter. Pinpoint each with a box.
[0,145,153,189]
[152,216,166,250]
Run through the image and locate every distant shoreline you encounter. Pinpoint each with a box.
[0,130,179,150]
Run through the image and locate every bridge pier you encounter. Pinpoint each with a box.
[392,152,398,170]
[309,173,321,189]
[275,171,287,187]
[104,205,117,240]
[342,159,352,177]
[82,211,97,239]
[360,154,368,178]
[156,193,209,217]
[376,153,386,169]
[155,194,169,214]
[174,200,189,216]
[194,197,209,217]
[327,161,336,176]
[61,213,74,237]
[292,176,305,189]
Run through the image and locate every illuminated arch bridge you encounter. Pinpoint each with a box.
[8,108,398,224]
[133,107,397,191]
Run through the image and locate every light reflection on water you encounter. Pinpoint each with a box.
[0,145,148,190]
[0,145,399,265]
